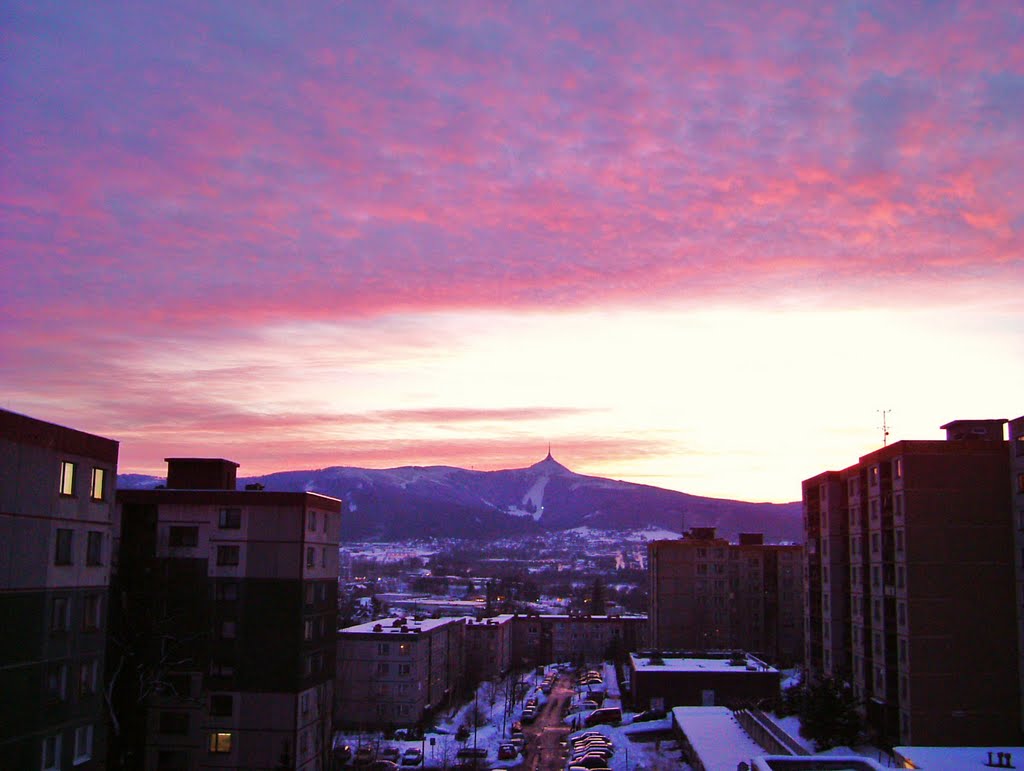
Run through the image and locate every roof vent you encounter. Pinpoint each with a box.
[373,624,382,632]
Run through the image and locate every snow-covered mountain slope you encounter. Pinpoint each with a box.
[117,452,802,543]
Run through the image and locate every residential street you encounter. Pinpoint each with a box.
[522,675,572,771]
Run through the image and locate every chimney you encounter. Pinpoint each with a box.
[164,458,239,490]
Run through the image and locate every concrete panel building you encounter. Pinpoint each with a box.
[649,530,803,666]
[803,417,1022,747]
[110,458,341,771]
[336,617,465,729]
[465,614,513,683]
[0,409,119,770]
[630,652,780,711]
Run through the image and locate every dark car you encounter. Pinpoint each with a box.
[632,708,667,723]
[583,707,622,727]
[497,744,518,760]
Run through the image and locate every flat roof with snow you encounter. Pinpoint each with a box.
[672,706,767,770]
[339,617,461,635]
[631,652,777,673]
[894,746,1024,770]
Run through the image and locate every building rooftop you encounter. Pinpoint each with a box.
[894,746,1023,770]
[631,652,777,674]
[339,616,462,635]
[672,706,767,769]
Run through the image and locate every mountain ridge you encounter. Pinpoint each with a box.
[118,454,803,542]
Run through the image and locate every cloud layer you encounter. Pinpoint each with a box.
[2,2,1022,500]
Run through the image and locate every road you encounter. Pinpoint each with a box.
[522,675,572,771]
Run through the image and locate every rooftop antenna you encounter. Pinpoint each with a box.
[878,409,891,446]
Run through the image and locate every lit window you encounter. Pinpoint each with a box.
[216,545,240,566]
[42,734,61,770]
[218,508,241,529]
[893,458,903,480]
[90,467,106,501]
[209,732,233,753]
[55,529,73,565]
[86,531,103,565]
[60,461,76,496]
[868,466,879,487]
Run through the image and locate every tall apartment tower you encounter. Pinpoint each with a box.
[802,418,1022,747]
[0,409,119,770]
[109,458,342,771]
[1011,416,1024,733]
[648,529,804,666]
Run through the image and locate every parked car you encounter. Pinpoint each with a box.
[572,754,615,770]
[571,738,613,752]
[497,744,518,760]
[571,745,613,761]
[400,748,423,766]
[378,747,400,762]
[632,708,667,723]
[584,707,622,727]
[353,746,374,766]
[455,747,488,760]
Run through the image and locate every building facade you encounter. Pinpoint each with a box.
[465,614,514,683]
[648,530,803,666]
[110,458,341,771]
[336,617,466,729]
[506,613,648,668]
[1012,416,1024,734]
[630,651,780,711]
[803,418,1022,746]
[0,409,119,770]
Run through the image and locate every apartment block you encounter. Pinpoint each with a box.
[336,616,465,729]
[465,614,514,682]
[0,409,119,770]
[110,458,341,771]
[1010,416,1024,734]
[505,613,648,668]
[648,530,804,666]
[803,418,1021,746]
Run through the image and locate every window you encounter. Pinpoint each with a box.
[55,529,73,565]
[321,547,326,568]
[895,529,905,553]
[893,458,903,480]
[218,508,241,529]
[305,583,314,605]
[308,511,317,531]
[73,724,93,765]
[898,601,907,626]
[398,663,411,676]
[60,461,76,496]
[871,533,880,555]
[377,642,390,655]
[897,566,905,588]
[79,660,98,697]
[42,734,61,771]
[51,597,70,632]
[210,694,233,716]
[209,732,233,754]
[169,526,198,547]
[848,478,859,496]
[377,662,390,675]
[90,467,106,501]
[219,621,237,639]
[306,547,315,568]
[82,594,101,631]
[868,466,879,487]
[46,663,68,701]
[85,531,103,565]
[216,545,240,566]
[216,582,238,601]
[301,693,310,715]
[159,712,189,735]
[304,619,314,641]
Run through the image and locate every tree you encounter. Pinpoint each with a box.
[795,678,864,750]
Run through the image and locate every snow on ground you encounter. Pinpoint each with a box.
[770,713,816,754]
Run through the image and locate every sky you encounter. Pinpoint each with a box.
[2,1,1022,503]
